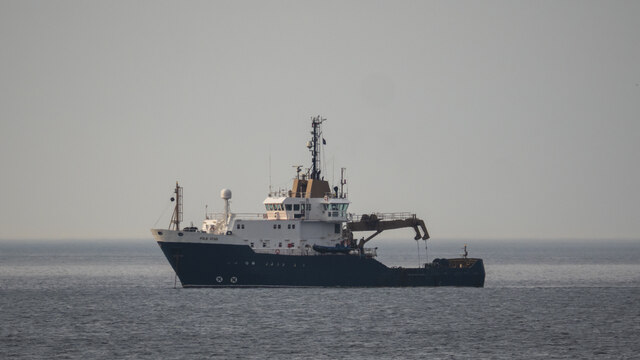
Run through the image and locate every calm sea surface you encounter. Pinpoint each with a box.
[1,238,639,359]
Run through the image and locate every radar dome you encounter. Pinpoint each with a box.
[220,189,232,200]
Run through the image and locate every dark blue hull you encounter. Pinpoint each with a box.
[158,242,485,287]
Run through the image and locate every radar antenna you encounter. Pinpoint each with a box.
[292,165,303,179]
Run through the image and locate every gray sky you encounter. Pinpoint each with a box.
[1,1,639,240]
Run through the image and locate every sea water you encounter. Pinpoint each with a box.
[1,238,639,359]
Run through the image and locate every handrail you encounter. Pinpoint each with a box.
[205,212,267,220]
[349,212,416,222]
[204,211,416,222]
[252,247,377,257]
[267,191,349,199]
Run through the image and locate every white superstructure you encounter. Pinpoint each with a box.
[192,188,350,255]
[153,116,360,256]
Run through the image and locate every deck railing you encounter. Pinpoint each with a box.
[205,212,267,220]
[349,212,416,222]
[252,247,377,257]
[204,212,417,222]
[267,190,349,199]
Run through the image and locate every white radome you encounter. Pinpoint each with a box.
[220,189,232,200]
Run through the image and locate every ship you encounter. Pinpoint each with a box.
[151,116,485,287]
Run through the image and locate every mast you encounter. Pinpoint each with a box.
[309,115,325,180]
[169,181,183,231]
[293,116,331,198]
[340,167,346,198]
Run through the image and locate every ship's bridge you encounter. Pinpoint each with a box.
[263,195,349,221]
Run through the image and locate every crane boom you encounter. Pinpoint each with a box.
[346,213,429,249]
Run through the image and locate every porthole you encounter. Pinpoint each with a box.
[230,276,238,284]
[216,276,223,283]
[178,232,183,236]
[157,231,163,235]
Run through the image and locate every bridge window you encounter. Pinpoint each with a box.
[285,204,292,211]
[265,204,285,211]
[294,204,300,211]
